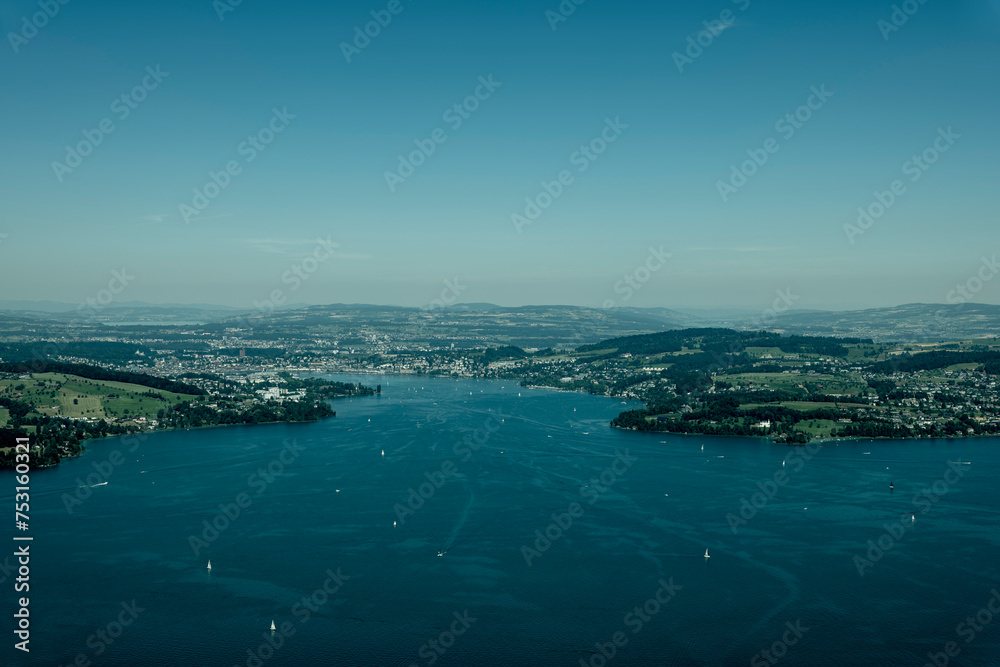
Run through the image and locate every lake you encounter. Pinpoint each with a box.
[4,374,999,666]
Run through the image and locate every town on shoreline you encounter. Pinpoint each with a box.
[3,317,999,467]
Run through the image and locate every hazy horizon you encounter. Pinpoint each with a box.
[2,297,998,316]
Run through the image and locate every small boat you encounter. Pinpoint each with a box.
[889,481,894,490]
[437,551,444,557]
[381,449,385,457]
[207,560,212,570]
[269,620,276,632]
[393,521,397,527]
[704,549,710,559]
[911,514,915,522]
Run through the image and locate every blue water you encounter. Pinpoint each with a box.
[3,375,999,666]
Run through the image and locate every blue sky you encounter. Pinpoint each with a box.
[1,0,998,311]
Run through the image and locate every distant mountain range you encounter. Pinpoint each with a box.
[0,300,287,324]
[760,302,1000,342]
[0,301,997,343]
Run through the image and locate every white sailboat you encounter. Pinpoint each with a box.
[269,620,276,632]
[207,560,212,570]
[381,449,385,457]
[704,549,710,559]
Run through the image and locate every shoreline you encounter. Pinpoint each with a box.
[613,423,996,445]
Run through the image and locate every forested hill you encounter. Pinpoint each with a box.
[867,350,1000,374]
[0,360,206,395]
[577,329,870,358]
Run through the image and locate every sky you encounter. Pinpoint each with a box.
[1,0,998,313]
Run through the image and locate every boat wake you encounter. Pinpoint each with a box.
[440,479,476,555]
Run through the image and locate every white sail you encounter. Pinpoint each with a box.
[270,620,276,632]
[704,549,710,559]
[207,560,212,570]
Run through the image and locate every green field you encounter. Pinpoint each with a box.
[744,346,785,358]
[0,373,198,421]
[943,363,981,371]
[719,372,868,395]
[0,408,8,427]
[793,419,839,438]
[742,401,864,411]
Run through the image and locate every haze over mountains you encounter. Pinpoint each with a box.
[2,300,998,344]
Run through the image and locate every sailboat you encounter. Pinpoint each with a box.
[207,560,212,570]
[269,620,276,632]
[704,549,710,559]
[381,449,385,457]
